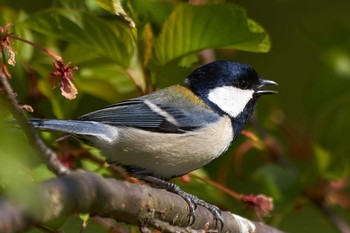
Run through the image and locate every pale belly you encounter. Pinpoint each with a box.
[100,116,234,178]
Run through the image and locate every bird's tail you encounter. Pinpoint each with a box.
[28,119,118,143]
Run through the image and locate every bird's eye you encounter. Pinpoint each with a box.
[238,80,249,89]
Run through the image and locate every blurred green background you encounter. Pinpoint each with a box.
[1,0,350,232]
[231,0,350,232]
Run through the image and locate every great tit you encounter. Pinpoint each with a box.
[29,60,277,226]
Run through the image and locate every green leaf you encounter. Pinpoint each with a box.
[52,0,86,10]
[312,145,349,180]
[37,78,80,119]
[253,165,299,203]
[152,61,192,88]
[154,3,270,65]
[78,63,135,102]
[95,0,135,28]
[79,213,90,222]
[128,0,175,29]
[313,144,331,175]
[0,8,34,63]
[32,164,55,181]
[24,9,136,68]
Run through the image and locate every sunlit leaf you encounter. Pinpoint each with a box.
[0,9,34,64]
[78,63,135,102]
[79,213,90,222]
[95,0,135,28]
[32,164,56,181]
[154,3,270,65]
[139,23,154,66]
[313,144,331,175]
[24,10,136,68]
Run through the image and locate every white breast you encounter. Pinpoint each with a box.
[100,116,233,178]
[208,86,254,118]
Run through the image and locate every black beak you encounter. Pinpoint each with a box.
[254,79,278,97]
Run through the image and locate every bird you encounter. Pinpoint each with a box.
[28,60,278,227]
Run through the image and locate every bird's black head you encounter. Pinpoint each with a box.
[185,61,261,94]
[184,61,277,134]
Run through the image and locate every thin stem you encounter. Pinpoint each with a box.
[9,35,63,61]
[0,70,69,176]
[80,151,132,181]
[189,173,243,200]
[313,200,350,233]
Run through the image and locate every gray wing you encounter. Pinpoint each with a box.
[79,89,220,133]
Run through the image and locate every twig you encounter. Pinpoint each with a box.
[0,70,69,176]
[315,201,350,233]
[189,173,242,200]
[9,35,62,61]
[80,151,133,181]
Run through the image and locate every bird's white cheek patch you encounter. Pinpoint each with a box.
[208,86,254,118]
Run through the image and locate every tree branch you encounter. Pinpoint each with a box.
[0,171,284,233]
[0,70,69,176]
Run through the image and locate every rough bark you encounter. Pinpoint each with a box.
[0,171,284,233]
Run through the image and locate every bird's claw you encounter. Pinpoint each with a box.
[186,194,224,229]
[181,193,196,225]
[138,176,224,229]
[172,191,223,228]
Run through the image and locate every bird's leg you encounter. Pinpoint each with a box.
[139,175,196,225]
[137,175,224,228]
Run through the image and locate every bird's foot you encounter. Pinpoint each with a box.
[185,193,224,229]
[139,175,224,228]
